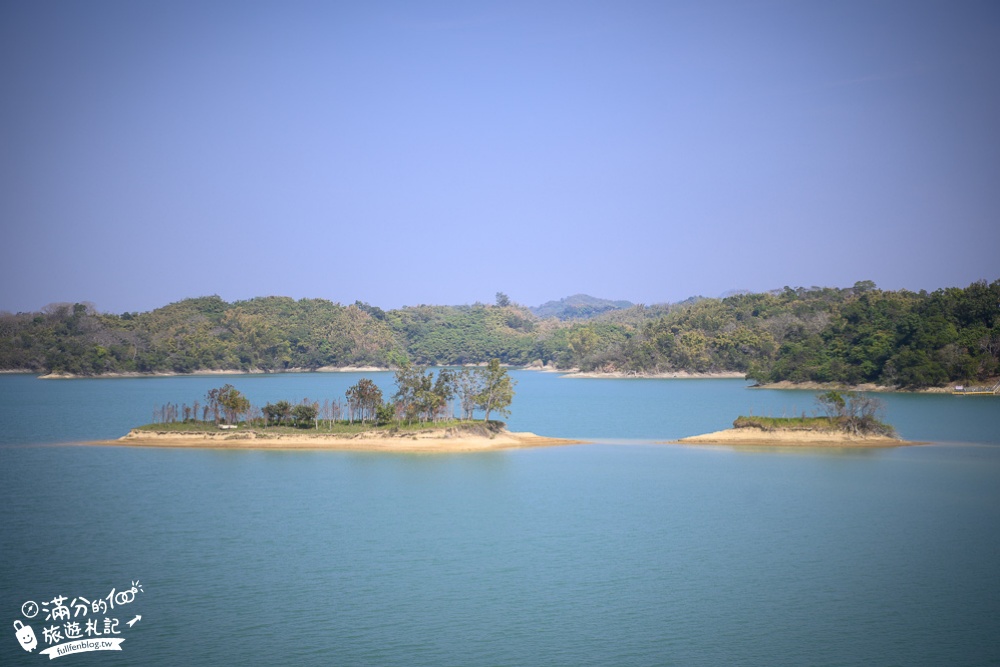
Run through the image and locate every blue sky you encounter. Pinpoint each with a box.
[2,1,998,314]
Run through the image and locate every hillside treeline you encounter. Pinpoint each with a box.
[554,280,999,388]
[1,280,998,388]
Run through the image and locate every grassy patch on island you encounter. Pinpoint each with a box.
[133,419,506,438]
[733,390,897,437]
[732,416,844,432]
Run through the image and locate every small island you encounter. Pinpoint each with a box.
[85,366,583,453]
[674,391,916,448]
[673,424,908,448]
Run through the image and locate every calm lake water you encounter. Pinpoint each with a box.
[1,371,998,666]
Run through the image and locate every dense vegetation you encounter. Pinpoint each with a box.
[2,280,998,389]
[0,297,405,375]
[536,280,999,388]
[386,303,540,366]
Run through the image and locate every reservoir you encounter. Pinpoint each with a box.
[1,371,998,665]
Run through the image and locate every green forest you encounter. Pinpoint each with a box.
[2,280,998,389]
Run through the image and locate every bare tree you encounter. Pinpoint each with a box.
[815,391,894,437]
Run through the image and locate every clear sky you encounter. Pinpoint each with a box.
[2,1,998,314]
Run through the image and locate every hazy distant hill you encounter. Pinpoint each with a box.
[530,294,634,320]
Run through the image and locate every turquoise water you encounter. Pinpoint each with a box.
[2,372,999,665]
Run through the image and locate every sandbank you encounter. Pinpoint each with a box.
[85,428,585,453]
[672,427,916,448]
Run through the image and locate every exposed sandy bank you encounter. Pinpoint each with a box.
[565,370,746,380]
[518,364,575,373]
[85,428,585,453]
[312,365,389,373]
[38,369,265,380]
[753,380,956,394]
[37,366,393,379]
[672,427,915,448]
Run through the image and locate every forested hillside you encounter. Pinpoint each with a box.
[0,297,404,375]
[556,281,1000,387]
[386,304,543,366]
[2,281,998,389]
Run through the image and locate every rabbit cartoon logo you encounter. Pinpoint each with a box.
[14,620,37,652]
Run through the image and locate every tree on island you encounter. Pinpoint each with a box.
[149,365,516,433]
[393,362,459,423]
[263,400,292,426]
[392,362,430,422]
[816,390,894,437]
[394,360,515,423]
[475,359,516,422]
[346,378,382,424]
[292,402,319,428]
[432,368,457,420]
[207,384,250,424]
[455,368,479,420]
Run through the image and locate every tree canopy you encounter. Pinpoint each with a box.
[474,359,516,422]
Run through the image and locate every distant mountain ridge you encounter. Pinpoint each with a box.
[529,294,634,320]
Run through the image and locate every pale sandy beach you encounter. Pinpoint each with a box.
[38,366,392,379]
[754,380,954,394]
[672,427,917,448]
[85,429,585,453]
[563,370,746,379]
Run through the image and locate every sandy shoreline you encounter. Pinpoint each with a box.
[37,366,392,379]
[84,429,586,453]
[752,380,956,394]
[33,367,747,380]
[22,367,992,394]
[671,427,916,448]
[565,370,746,380]
[84,425,915,451]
